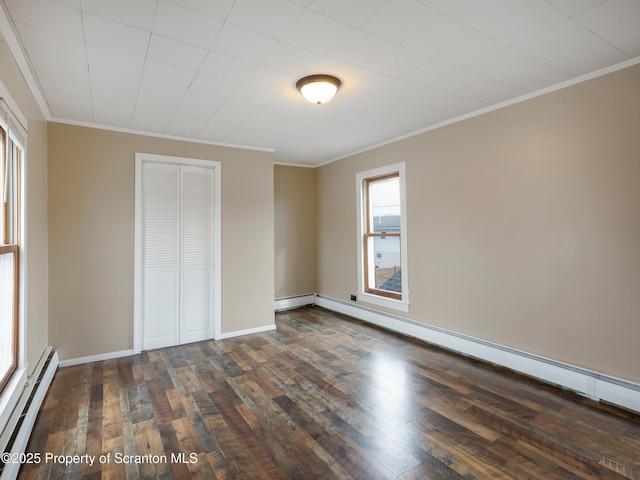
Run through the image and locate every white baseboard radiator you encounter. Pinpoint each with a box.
[313,294,640,415]
[0,347,58,480]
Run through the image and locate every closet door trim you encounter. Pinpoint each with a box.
[134,153,222,354]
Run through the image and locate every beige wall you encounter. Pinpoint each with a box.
[274,165,316,298]
[0,33,48,376]
[48,123,274,361]
[5,13,640,386]
[317,64,640,384]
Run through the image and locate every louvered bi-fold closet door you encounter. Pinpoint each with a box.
[142,162,180,350]
[180,165,214,344]
[141,162,215,350]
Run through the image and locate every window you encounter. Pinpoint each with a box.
[356,163,409,312]
[2,126,20,245]
[0,117,22,394]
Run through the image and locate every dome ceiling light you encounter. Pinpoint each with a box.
[296,74,341,104]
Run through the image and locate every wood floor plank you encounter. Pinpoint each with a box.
[101,363,124,441]
[18,306,640,479]
[100,436,126,480]
[157,422,191,480]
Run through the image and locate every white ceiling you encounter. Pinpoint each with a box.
[1,0,639,166]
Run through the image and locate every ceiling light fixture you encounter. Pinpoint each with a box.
[296,74,341,104]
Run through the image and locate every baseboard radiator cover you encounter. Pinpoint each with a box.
[0,347,58,480]
[275,293,316,312]
[313,294,640,415]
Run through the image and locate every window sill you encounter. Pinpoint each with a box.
[357,292,410,313]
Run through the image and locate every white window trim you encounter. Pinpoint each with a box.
[356,162,409,313]
[0,84,28,434]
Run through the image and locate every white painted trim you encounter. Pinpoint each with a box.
[0,85,28,379]
[50,118,275,153]
[18,135,27,375]
[219,324,277,340]
[317,56,640,168]
[0,8,50,120]
[0,85,28,135]
[58,349,136,368]
[273,161,316,168]
[275,294,316,311]
[134,152,224,168]
[134,152,222,351]
[314,294,640,414]
[133,157,144,353]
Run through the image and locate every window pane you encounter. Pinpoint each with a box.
[370,176,400,229]
[367,175,402,295]
[4,142,19,245]
[372,236,401,293]
[0,249,17,388]
[1,128,4,242]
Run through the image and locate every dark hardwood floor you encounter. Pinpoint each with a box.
[18,306,640,479]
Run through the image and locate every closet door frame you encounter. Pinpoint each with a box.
[133,153,222,354]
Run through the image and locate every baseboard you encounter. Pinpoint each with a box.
[0,347,58,480]
[220,324,277,340]
[58,322,279,365]
[58,349,136,368]
[275,294,316,312]
[314,294,640,414]
[50,294,640,414]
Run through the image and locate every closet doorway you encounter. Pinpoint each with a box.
[134,153,221,352]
